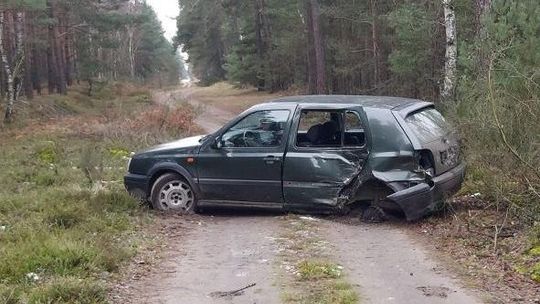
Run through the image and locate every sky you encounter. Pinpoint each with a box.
[146,0,179,42]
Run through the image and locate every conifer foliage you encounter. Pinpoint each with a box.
[0,0,180,122]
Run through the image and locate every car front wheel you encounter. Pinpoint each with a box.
[150,173,196,214]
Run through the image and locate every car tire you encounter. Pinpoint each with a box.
[150,173,197,214]
[361,205,386,223]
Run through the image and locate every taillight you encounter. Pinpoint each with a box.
[415,150,435,176]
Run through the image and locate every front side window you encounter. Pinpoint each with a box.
[221,110,290,148]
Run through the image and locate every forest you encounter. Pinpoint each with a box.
[0,0,539,302]
[176,0,539,223]
[0,0,182,123]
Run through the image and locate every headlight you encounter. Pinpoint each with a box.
[126,157,132,172]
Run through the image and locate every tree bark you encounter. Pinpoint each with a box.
[441,0,457,102]
[62,15,73,86]
[14,11,24,101]
[254,0,270,91]
[23,11,33,99]
[306,0,326,94]
[369,0,380,88]
[31,48,42,95]
[46,1,57,94]
[475,0,492,35]
[54,10,67,94]
[128,27,136,79]
[475,0,492,75]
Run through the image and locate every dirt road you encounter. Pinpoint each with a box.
[120,88,484,304]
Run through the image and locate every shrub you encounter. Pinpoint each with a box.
[452,0,540,223]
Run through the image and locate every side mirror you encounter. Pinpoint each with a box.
[211,137,223,149]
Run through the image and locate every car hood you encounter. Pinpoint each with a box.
[140,135,206,154]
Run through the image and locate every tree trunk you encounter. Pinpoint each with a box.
[0,12,15,123]
[54,15,67,94]
[254,0,270,91]
[32,48,42,95]
[46,1,57,94]
[47,43,56,94]
[13,11,24,101]
[306,0,326,94]
[369,0,380,88]
[47,1,66,94]
[475,0,492,35]
[23,11,33,99]
[475,0,491,75]
[128,27,136,79]
[62,15,73,86]
[441,0,457,102]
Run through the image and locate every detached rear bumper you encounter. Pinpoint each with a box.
[387,163,466,221]
[124,173,149,201]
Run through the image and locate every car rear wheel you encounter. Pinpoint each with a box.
[150,173,196,214]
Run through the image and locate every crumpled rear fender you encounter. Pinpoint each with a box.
[387,183,434,221]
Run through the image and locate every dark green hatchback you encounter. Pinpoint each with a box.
[124,96,465,221]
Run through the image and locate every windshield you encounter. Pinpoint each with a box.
[405,108,451,143]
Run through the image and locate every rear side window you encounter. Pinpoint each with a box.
[295,109,367,148]
[405,108,450,143]
[344,111,366,147]
[296,110,343,147]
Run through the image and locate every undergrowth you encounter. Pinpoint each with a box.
[0,82,195,303]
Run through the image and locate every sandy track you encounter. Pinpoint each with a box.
[133,215,282,304]
[322,219,482,303]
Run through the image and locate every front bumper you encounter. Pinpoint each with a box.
[387,163,466,221]
[124,173,149,201]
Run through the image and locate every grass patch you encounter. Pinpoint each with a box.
[0,83,195,302]
[297,260,342,280]
[282,280,358,304]
[28,277,107,304]
[278,215,360,304]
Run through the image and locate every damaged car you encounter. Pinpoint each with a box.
[124,96,465,221]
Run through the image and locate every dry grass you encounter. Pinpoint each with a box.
[190,82,293,113]
[0,82,196,303]
[410,197,540,303]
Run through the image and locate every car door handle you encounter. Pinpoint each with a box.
[263,156,281,164]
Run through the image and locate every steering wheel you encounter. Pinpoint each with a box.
[242,130,258,147]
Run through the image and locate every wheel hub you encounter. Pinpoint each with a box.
[158,180,194,211]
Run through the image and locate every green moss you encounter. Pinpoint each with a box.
[36,142,59,165]
[529,246,540,257]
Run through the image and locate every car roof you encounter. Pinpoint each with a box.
[265,95,432,111]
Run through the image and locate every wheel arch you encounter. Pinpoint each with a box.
[147,162,200,198]
[350,178,403,214]
[353,178,396,202]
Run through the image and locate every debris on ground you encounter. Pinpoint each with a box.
[416,286,452,298]
[208,283,256,299]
